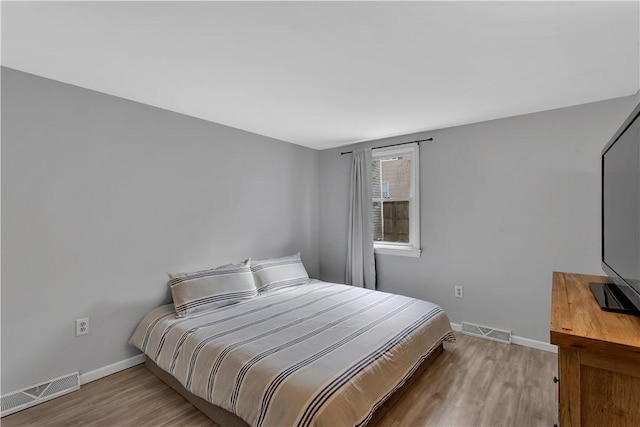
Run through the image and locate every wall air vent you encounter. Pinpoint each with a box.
[461,322,512,344]
[1,372,79,417]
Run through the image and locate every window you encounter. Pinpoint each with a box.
[381,182,389,199]
[372,143,421,257]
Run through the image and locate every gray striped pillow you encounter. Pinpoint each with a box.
[169,259,257,318]
[251,253,309,293]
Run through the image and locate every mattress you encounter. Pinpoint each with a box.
[130,280,455,427]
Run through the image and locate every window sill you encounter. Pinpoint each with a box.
[374,245,422,258]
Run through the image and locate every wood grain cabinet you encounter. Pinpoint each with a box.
[550,272,640,427]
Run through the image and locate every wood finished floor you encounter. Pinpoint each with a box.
[2,333,558,427]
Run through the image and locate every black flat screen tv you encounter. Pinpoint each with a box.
[592,100,640,315]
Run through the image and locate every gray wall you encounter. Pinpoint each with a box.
[319,95,639,343]
[3,65,637,393]
[1,68,320,393]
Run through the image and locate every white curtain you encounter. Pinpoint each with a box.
[345,148,376,289]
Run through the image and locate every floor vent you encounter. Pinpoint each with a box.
[461,322,512,344]
[1,372,79,417]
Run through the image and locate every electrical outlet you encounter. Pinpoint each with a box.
[454,286,464,298]
[76,318,89,336]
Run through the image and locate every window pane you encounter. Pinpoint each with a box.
[384,201,410,243]
[374,201,383,241]
[373,200,410,243]
[373,153,412,244]
[381,155,411,198]
[372,159,382,199]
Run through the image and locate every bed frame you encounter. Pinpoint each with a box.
[145,343,444,427]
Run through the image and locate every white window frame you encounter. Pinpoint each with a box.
[372,143,421,258]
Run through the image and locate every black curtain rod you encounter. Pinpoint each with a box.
[340,137,433,155]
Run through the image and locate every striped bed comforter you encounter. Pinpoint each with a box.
[130,280,455,427]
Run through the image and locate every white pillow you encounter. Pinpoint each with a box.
[169,259,257,318]
[251,253,309,293]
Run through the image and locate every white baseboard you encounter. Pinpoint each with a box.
[450,322,557,353]
[511,335,558,353]
[79,353,146,385]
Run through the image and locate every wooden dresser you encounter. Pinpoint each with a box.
[550,272,640,426]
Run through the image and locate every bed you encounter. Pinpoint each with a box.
[130,279,455,427]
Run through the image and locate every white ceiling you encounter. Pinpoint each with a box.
[2,1,639,150]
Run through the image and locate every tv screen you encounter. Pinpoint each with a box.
[599,101,640,314]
